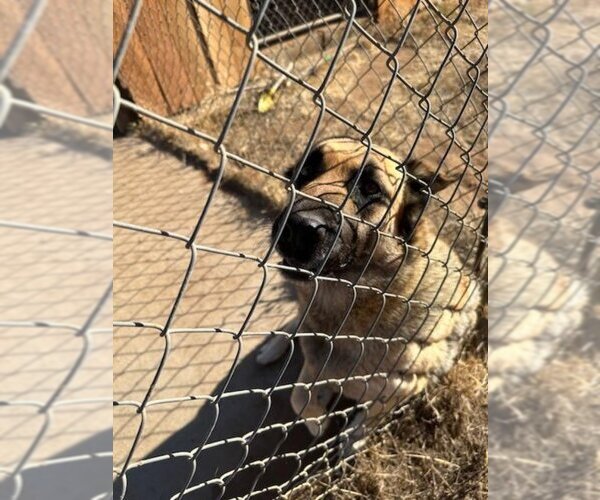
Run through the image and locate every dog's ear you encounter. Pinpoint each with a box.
[405,157,461,194]
[285,145,325,188]
[394,156,462,240]
[394,198,422,241]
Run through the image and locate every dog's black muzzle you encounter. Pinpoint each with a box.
[273,206,341,275]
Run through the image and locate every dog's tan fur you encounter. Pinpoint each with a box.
[258,137,483,436]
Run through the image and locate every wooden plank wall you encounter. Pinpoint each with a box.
[0,0,112,117]
[114,0,253,117]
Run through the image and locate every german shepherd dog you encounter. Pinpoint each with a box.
[257,137,482,443]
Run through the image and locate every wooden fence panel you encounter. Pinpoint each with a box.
[114,0,253,117]
[114,0,169,116]
[34,0,112,115]
[0,1,108,116]
[192,0,252,88]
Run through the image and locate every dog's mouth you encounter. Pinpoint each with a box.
[280,258,312,281]
[279,252,354,282]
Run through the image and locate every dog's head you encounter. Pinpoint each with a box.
[273,137,458,282]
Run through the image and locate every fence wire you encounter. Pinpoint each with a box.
[488,0,598,498]
[113,0,488,498]
[0,0,112,499]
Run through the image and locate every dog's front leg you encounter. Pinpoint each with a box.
[255,318,298,365]
[342,408,368,456]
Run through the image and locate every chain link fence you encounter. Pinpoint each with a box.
[488,0,598,497]
[0,0,112,499]
[113,0,488,498]
[115,0,487,498]
[0,0,595,498]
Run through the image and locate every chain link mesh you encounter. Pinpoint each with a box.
[488,0,598,497]
[0,0,112,499]
[0,0,596,498]
[113,0,488,498]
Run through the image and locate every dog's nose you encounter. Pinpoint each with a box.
[277,213,327,265]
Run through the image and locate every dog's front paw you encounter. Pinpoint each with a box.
[256,335,291,365]
[342,409,368,458]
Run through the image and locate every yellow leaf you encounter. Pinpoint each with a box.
[258,91,275,113]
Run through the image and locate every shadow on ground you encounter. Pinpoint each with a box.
[0,429,112,500]
[118,341,325,500]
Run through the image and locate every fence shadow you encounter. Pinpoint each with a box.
[0,429,112,500]
[119,340,324,499]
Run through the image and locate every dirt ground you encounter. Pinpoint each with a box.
[137,2,488,215]
[112,133,488,499]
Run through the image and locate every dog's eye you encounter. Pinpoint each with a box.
[360,179,381,197]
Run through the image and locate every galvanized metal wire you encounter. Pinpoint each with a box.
[488,0,598,496]
[113,0,488,498]
[0,1,112,498]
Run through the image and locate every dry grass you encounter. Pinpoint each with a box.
[332,357,486,499]
[488,352,599,499]
[290,330,596,500]
[286,330,488,500]
[289,350,597,500]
